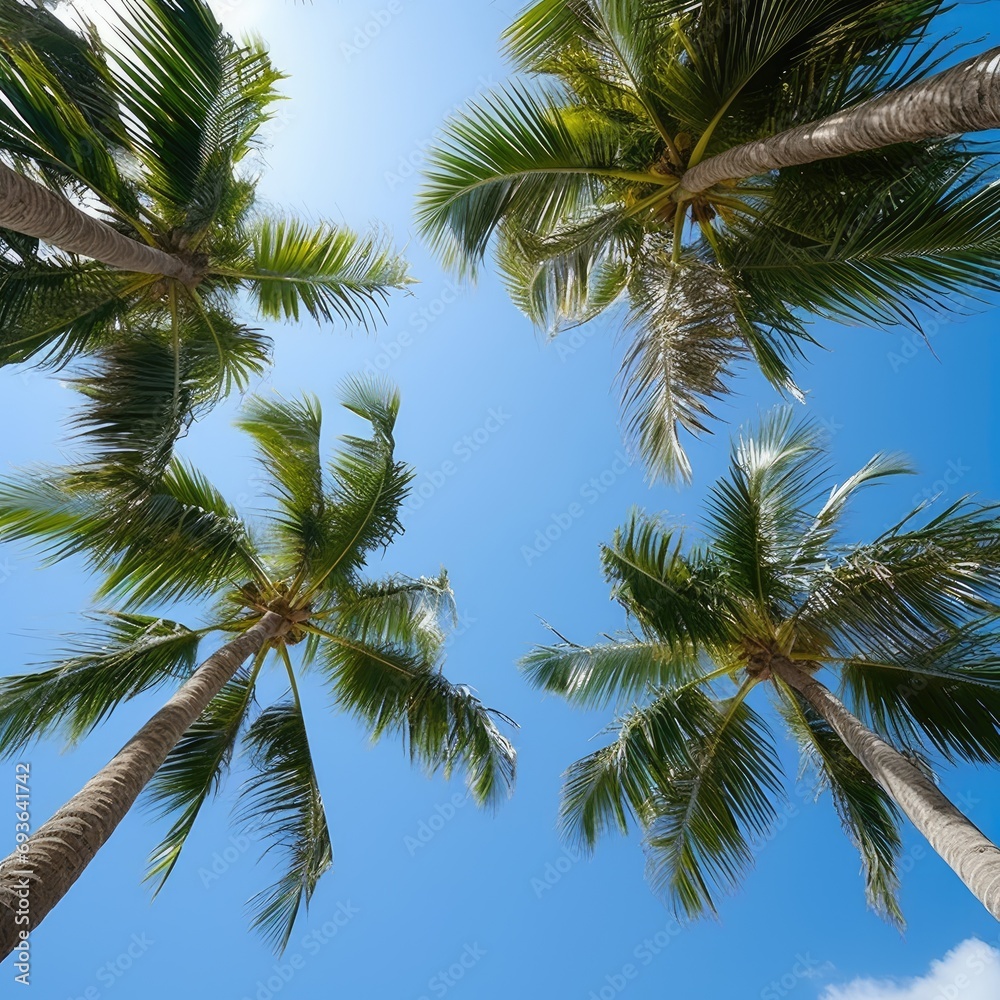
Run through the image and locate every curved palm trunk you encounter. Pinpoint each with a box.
[681,46,1000,194]
[771,656,1000,920]
[0,611,285,958]
[0,163,197,283]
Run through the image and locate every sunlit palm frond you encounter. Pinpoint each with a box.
[417,82,638,274]
[302,377,410,593]
[522,636,700,709]
[0,4,128,204]
[236,392,325,567]
[800,499,1000,657]
[240,217,410,329]
[108,0,279,228]
[704,408,829,609]
[601,511,738,649]
[617,258,754,482]
[333,572,455,660]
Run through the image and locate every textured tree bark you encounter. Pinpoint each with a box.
[0,612,286,957]
[681,46,1000,194]
[771,656,1000,920]
[0,162,197,282]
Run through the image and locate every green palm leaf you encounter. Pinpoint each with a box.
[144,666,258,892]
[242,218,410,328]
[780,688,904,925]
[843,626,1000,765]
[324,635,516,808]
[236,701,333,954]
[643,683,783,918]
[0,614,201,754]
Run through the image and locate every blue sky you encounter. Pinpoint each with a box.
[1,1,999,998]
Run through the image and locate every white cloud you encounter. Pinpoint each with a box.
[821,939,1000,1000]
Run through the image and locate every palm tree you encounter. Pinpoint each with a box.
[0,378,516,957]
[523,409,1000,923]
[417,0,1000,479]
[0,0,408,393]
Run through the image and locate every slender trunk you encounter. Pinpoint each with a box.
[0,611,286,957]
[681,46,1000,194]
[0,162,196,283]
[771,656,1000,920]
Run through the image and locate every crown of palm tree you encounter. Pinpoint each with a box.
[523,408,1000,922]
[0,378,516,952]
[417,0,1000,479]
[0,0,410,430]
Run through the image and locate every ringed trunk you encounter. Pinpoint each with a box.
[771,656,1000,920]
[0,163,197,283]
[681,46,1000,194]
[0,611,286,957]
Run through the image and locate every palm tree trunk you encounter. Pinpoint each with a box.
[681,46,1000,194]
[0,163,197,283]
[771,656,1000,920]
[0,611,286,957]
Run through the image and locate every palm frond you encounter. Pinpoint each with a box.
[301,376,411,594]
[0,613,200,754]
[800,499,1000,658]
[241,218,409,329]
[144,665,257,891]
[559,682,716,847]
[643,683,783,918]
[0,7,130,206]
[236,701,333,954]
[601,511,738,650]
[617,258,755,482]
[236,392,325,567]
[843,625,1000,765]
[704,408,829,610]
[779,686,904,925]
[417,82,643,273]
[323,635,516,808]
[0,261,145,368]
[108,0,279,227]
[522,636,701,709]
[333,572,456,660]
[93,459,265,607]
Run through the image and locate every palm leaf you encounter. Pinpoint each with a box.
[236,701,333,954]
[144,665,257,891]
[600,511,738,650]
[780,687,904,925]
[643,682,783,918]
[417,82,646,273]
[241,217,410,329]
[300,377,411,594]
[323,635,516,808]
[522,636,701,709]
[0,613,201,754]
[843,625,1000,765]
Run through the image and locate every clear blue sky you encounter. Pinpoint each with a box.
[1,1,999,998]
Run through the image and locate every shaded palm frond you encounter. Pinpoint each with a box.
[144,666,257,890]
[323,636,516,808]
[643,684,783,919]
[237,701,333,954]
[780,687,904,925]
[0,613,201,754]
